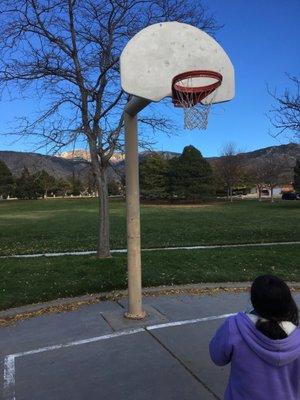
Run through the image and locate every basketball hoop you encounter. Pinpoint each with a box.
[172,70,223,130]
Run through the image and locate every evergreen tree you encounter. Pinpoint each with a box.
[0,160,14,199]
[33,170,56,198]
[294,159,300,192]
[139,154,169,200]
[70,177,83,196]
[15,168,42,199]
[108,180,122,196]
[54,178,73,196]
[169,145,215,201]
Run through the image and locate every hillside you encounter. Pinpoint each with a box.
[0,150,120,182]
[0,151,90,180]
[208,143,300,183]
[0,143,299,183]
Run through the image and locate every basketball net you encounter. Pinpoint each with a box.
[172,71,222,131]
[177,92,216,130]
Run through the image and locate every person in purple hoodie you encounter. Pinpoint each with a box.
[209,275,300,400]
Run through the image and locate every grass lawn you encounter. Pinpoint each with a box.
[0,197,299,255]
[0,198,299,310]
[1,245,299,310]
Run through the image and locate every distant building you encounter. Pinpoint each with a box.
[249,183,294,198]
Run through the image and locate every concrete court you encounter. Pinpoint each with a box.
[1,291,300,400]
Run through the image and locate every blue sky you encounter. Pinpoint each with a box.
[0,0,299,157]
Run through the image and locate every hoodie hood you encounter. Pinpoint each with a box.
[236,312,300,367]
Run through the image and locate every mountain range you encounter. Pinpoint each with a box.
[0,143,299,183]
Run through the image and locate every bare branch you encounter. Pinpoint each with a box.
[268,75,300,141]
[0,0,221,254]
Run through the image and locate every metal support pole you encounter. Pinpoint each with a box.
[123,97,150,319]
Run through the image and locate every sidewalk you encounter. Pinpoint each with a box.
[2,291,300,400]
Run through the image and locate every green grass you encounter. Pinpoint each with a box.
[1,245,299,310]
[0,198,299,310]
[0,198,299,255]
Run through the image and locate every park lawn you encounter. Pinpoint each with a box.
[1,245,299,310]
[0,198,299,255]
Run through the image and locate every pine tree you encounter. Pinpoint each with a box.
[0,160,14,199]
[33,170,56,198]
[108,180,122,196]
[169,145,215,201]
[70,178,83,196]
[15,168,42,200]
[54,178,72,196]
[139,153,169,200]
[294,159,300,192]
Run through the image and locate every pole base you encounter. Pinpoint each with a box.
[124,310,147,320]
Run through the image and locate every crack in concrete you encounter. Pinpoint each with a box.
[145,328,220,400]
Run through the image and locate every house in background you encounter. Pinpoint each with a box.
[248,183,294,198]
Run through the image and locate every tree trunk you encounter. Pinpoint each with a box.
[96,168,111,258]
[258,186,262,201]
[230,186,233,202]
[270,186,274,203]
[226,187,229,202]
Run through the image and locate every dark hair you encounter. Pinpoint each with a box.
[251,275,299,340]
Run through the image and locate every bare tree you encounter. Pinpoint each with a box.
[251,162,266,202]
[263,153,288,203]
[215,143,244,202]
[253,152,288,203]
[268,75,300,142]
[0,0,219,257]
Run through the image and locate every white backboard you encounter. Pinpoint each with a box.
[120,22,234,104]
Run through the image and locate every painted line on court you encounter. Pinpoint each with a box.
[146,313,235,330]
[3,328,144,400]
[1,241,299,259]
[11,328,145,358]
[3,355,15,400]
[3,313,234,400]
